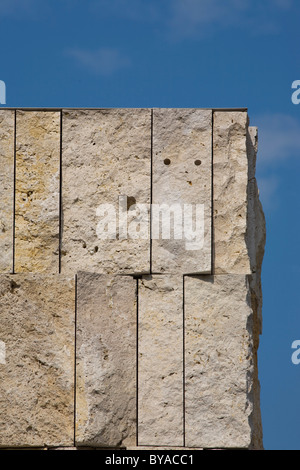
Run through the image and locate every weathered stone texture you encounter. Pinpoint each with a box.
[15,111,60,273]
[0,110,14,273]
[0,274,75,447]
[184,274,262,449]
[61,109,151,275]
[138,275,183,446]
[76,272,137,448]
[0,107,265,450]
[213,111,251,274]
[246,126,266,332]
[152,108,212,274]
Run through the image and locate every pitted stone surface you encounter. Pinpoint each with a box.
[138,275,183,447]
[152,108,212,274]
[0,274,75,447]
[0,110,14,273]
[15,111,60,273]
[184,274,262,449]
[61,109,151,275]
[76,272,137,448]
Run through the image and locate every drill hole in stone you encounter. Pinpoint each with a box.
[194,160,201,166]
[164,158,171,166]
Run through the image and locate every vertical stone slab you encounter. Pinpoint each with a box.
[76,272,137,448]
[61,109,151,275]
[0,274,75,447]
[138,275,183,446]
[184,274,262,449]
[15,111,60,273]
[152,108,212,274]
[0,110,14,273]
[213,111,251,274]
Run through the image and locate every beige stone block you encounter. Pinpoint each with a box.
[213,111,251,274]
[76,272,137,448]
[184,274,262,449]
[15,111,60,273]
[138,275,183,446]
[152,109,212,274]
[0,110,14,273]
[61,109,151,275]
[0,273,75,447]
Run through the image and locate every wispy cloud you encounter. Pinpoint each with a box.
[0,0,45,19]
[255,113,300,167]
[66,47,131,77]
[254,112,300,212]
[89,0,161,22]
[166,0,294,40]
[257,174,280,212]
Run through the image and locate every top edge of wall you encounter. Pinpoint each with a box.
[0,107,248,112]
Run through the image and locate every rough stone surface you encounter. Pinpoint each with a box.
[0,274,75,447]
[213,111,252,274]
[15,111,60,273]
[61,109,151,275]
[152,109,212,274]
[184,274,263,449]
[246,126,266,333]
[138,275,183,446]
[76,272,137,448]
[0,108,265,450]
[0,110,14,273]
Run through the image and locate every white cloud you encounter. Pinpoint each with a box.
[66,47,131,76]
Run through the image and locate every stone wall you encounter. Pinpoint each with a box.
[0,108,266,449]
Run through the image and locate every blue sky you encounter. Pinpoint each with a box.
[1,0,300,450]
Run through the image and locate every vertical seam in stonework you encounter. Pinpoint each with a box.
[150,109,153,274]
[12,110,16,274]
[183,275,186,447]
[74,273,78,446]
[58,110,63,274]
[211,110,215,275]
[136,276,139,446]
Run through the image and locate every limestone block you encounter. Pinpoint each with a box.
[0,273,75,447]
[76,272,137,448]
[213,111,251,274]
[152,109,212,274]
[61,109,151,275]
[138,275,183,446]
[184,274,262,449]
[15,111,60,273]
[0,110,14,273]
